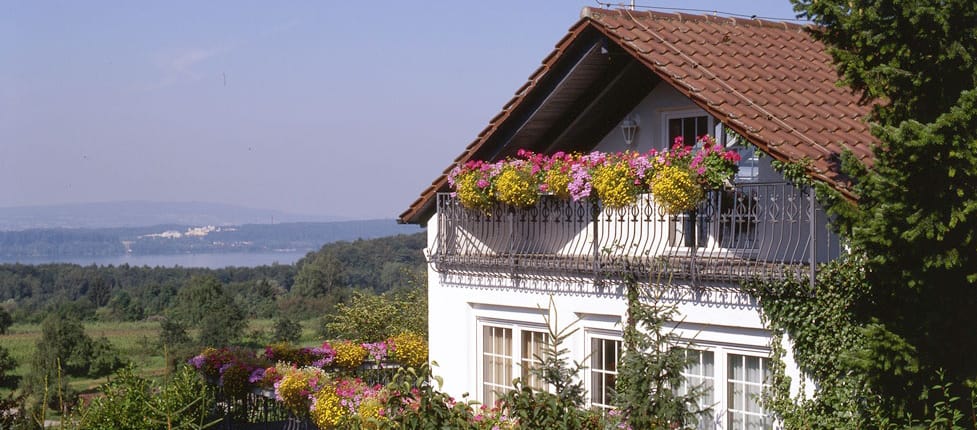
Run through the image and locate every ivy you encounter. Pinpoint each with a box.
[748,256,873,428]
[749,254,977,428]
[770,157,814,188]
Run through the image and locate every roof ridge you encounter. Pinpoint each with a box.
[580,6,811,32]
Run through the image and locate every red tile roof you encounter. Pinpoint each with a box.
[400,7,875,224]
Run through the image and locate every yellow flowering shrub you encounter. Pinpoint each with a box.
[310,384,345,429]
[650,165,704,214]
[493,164,539,208]
[333,341,368,369]
[389,332,428,368]
[591,160,641,208]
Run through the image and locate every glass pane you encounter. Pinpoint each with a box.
[689,350,702,375]
[746,356,761,383]
[746,384,762,413]
[730,354,744,381]
[695,116,709,140]
[591,339,603,369]
[729,381,744,410]
[504,329,512,356]
[729,412,744,430]
[700,410,716,430]
[604,341,617,370]
[592,374,604,403]
[683,118,696,146]
[702,377,714,403]
[669,118,682,143]
[746,414,764,430]
[703,350,714,376]
[483,355,492,383]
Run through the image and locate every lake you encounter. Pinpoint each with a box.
[0,251,311,268]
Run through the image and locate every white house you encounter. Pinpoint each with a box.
[399,7,874,430]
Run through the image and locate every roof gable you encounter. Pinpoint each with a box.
[400,7,875,224]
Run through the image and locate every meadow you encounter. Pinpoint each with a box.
[0,319,320,396]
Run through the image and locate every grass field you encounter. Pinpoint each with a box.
[0,318,321,396]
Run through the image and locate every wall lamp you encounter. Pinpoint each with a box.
[620,114,639,146]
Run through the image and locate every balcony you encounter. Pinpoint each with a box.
[431,182,841,287]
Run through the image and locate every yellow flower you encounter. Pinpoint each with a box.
[333,341,369,369]
[650,165,704,214]
[389,332,429,368]
[592,161,641,208]
[544,168,572,199]
[494,164,539,208]
[310,384,345,429]
[356,397,387,430]
[275,367,326,414]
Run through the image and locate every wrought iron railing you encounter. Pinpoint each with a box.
[432,182,841,287]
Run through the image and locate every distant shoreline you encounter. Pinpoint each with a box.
[0,250,311,269]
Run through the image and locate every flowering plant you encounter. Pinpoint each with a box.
[333,340,369,369]
[447,136,741,213]
[447,160,498,212]
[688,135,741,189]
[274,366,328,414]
[388,332,428,368]
[590,152,653,208]
[493,160,540,208]
[541,151,575,199]
[650,165,704,214]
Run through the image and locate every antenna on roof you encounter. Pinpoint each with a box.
[629,0,635,10]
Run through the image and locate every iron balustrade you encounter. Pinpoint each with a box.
[432,182,840,288]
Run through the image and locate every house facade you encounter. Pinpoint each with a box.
[400,8,873,430]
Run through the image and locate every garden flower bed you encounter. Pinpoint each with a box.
[189,332,628,429]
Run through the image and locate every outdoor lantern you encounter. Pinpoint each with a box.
[620,115,639,146]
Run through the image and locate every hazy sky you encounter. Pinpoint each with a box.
[1,1,801,219]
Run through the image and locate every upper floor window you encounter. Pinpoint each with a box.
[663,109,713,148]
[662,109,760,183]
[720,127,760,183]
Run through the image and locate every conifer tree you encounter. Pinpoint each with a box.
[788,0,977,418]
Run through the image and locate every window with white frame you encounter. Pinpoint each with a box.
[727,354,773,430]
[671,346,774,430]
[677,349,717,430]
[590,336,622,409]
[664,110,713,147]
[480,322,549,405]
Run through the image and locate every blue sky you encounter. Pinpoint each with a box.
[1,1,802,219]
